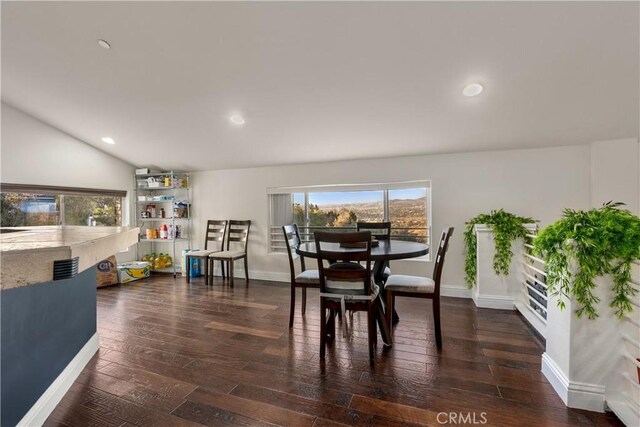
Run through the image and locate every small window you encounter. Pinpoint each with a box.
[1,184,125,227]
[268,182,431,255]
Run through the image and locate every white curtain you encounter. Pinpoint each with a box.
[270,194,294,226]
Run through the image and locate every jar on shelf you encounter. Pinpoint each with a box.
[165,254,173,268]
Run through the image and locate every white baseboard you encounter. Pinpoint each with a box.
[542,352,605,412]
[245,269,290,283]
[17,333,100,427]
[472,293,515,310]
[440,284,472,299]
[607,394,640,427]
[542,353,571,406]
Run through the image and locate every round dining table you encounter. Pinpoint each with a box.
[296,239,429,346]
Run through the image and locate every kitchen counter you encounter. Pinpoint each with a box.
[0,225,140,289]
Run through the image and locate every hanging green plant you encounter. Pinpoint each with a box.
[533,202,640,319]
[464,210,536,287]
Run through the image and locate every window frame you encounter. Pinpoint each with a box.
[268,180,431,259]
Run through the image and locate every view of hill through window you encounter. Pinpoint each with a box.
[0,193,122,227]
[291,188,428,242]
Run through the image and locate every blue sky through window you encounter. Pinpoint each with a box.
[305,188,426,206]
[309,191,381,206]
[389,188,426,200]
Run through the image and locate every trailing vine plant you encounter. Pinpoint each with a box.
[533,202,640,319]
[464,210,536,287]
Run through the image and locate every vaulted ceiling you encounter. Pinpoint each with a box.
[2,1,638,171]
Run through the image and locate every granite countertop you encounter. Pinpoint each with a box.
[1,226,140,289]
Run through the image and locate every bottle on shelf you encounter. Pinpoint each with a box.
[155,254,166,269]
[165,254,173,268]
[160,224,169,239]
[160,208,166,218]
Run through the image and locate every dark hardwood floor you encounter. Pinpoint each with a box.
[45,275,622,426]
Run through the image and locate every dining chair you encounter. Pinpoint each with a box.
[356,221,391,240]
[314,230,378,361]
[356,221,392,280]
[209,220,251,286]
[283,224,320,328]
[186,220,227,284]
[384,226,454,349]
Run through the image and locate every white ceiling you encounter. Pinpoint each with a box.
[2,1,638,172]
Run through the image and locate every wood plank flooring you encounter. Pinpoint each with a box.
[44,275,623,426]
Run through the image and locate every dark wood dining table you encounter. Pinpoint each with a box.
[296,240,429,346]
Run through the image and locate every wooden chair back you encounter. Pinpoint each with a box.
[282,224,306,280]
[314,231,372,296]
[356,221,391,241]
[226,220,251,253]
[431,226,454,295]
[204,220,227,251]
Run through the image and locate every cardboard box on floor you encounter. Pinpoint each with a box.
[96,255,118,287]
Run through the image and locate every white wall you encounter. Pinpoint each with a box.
[1,102,136,258]
[192,144,591,292]
[1,102,134,200]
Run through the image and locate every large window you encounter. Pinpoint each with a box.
[1,184,124,227]
[269,181,431,254]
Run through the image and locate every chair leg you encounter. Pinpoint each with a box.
[327,309,336,341]
[203,257,209,285]
[229,259,234,286]
[367,304,376,362]
[320,300,326,360]
[302,288,307,315]
[371,304,378,348]
[220,260,225,279]
[186,256,191,283]
[289,284,296,328]
[433,297,442,349]
[386,291,394,339]
[244,256,249,283]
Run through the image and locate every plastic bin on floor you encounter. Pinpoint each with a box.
[117,261,150,284]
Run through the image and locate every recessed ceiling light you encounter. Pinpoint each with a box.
[229,115,245,125]
[97,39,111,49]
[463,83,484,97]
[101,137,115,145]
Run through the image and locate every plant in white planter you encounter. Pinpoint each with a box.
[533,202,640,319]
[464,209,536,287]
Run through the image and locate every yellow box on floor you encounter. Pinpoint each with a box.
[117,261,150,283]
